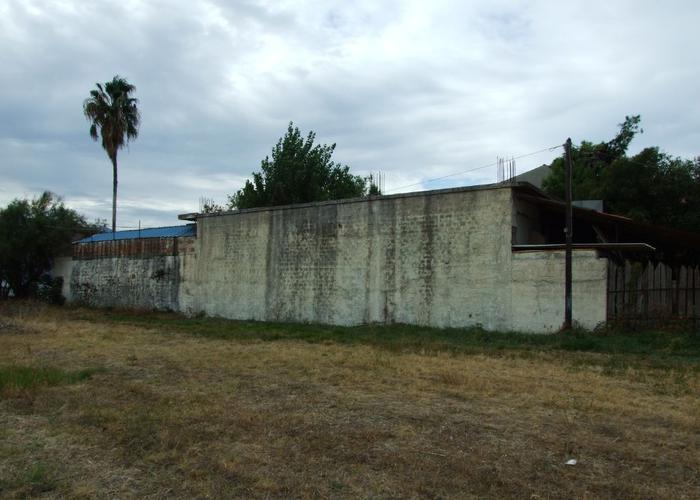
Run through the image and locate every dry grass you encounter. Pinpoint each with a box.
[1,304,699,498]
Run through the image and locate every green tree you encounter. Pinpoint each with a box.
[598,149,700,230]
[229,122,379,209]
[199,197,225,214]
[542,115,700,232]
[0,192,98,298]
[83,76,140,232]
[542,115,642,199]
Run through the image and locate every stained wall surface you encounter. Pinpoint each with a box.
[66,186,610,332]
[511,250,608,332]
[52,256,74,302]
[181,187,515,330]
[69,237,195,311]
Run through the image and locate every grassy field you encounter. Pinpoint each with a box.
[0,303,698,498]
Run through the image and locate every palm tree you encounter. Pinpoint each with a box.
[83,76,140,232]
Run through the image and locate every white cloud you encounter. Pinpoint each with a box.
[0,0,698,226]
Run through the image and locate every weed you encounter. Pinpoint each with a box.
[24,462,56,493]
[73,307,700,375]
[0,365,100,399]
[0,462,58,497]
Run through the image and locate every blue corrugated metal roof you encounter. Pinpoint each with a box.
[76,224,196,243]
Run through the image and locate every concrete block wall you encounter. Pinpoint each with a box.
[68,237,195,311]
[65,186,610,333]
[511,249,608,332]
[180,186,515,330]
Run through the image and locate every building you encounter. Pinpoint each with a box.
[55,182,700,333]
[513,164,551,188]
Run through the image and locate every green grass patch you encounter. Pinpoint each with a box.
[0,462,57,497]
[0,365,100,398]
[23,462,56,493]
[77,308,700,364]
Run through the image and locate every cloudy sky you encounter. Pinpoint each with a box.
[1,0,698,228]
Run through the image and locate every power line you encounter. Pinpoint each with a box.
[384,144,564,194]
[5,145,564,232]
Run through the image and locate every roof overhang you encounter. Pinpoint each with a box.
[514,190,700,263]
[512,243,656,252]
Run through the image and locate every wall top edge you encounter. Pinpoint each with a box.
[179,182,539,221]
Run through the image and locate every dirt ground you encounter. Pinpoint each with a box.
[1,305,698,498]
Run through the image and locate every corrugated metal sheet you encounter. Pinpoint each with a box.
[76,224,196,243]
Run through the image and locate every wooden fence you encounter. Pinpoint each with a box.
[73,236,196,260]
[607,260,700,327]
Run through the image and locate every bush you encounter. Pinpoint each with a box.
[36,275,65,305]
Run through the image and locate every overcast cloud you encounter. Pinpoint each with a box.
[1,0,698,228]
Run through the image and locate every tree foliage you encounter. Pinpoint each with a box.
[0,192,98,298]
[83,75,140,232]
[229,123,379,210]
[542,115,700,232]
[199,197,225,214]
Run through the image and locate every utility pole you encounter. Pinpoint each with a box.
[564,138,573,330]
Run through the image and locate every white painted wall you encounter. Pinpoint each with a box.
[511,250,608,333]
[66,186,611,333]
[179,187,515,330]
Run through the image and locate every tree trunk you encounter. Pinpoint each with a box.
[111,154,118,233]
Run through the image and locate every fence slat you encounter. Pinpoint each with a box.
[607,259,698,327]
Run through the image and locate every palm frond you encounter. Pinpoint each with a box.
[83,75,140,152]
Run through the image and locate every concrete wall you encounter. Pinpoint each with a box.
[180,186,515,330]
[511,250,608,332]
[71,255,180,310]
[512,197,546,244]
[66,186,611,333]
[52,256,73,302]
[69,237,195,311]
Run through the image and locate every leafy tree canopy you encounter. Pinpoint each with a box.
[228,122,379,210]
[542,115,700,232]
[0,192,100,298]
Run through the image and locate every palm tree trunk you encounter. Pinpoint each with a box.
[111,154,118,233]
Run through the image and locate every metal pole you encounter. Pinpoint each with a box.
[564,138,573,330]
